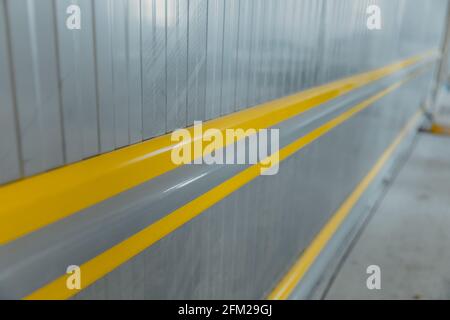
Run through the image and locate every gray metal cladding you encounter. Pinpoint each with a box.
[70,70,435,300]
[0,0,449,299]
[142,0,166,138]
[235,0,252,110]
[187,0,208,124]
[54,0,99,162]
[220,0,239,115]
[0,1,21,183]
[205,0,224,120]
[0,0,448,183]
[166,0,189,130]
[2,61,426,299]
[4,0,65,178]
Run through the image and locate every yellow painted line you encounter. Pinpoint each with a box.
[266,111,423,300]
[25,66,426,300]
[430,123,450,136]
[0,50,437,245]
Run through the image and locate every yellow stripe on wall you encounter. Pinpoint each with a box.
[0,50,437,245]
[25,67,426,300]
[430,123,450,136]
[266,110,423,300]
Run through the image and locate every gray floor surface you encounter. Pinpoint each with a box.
[325,133,450,299]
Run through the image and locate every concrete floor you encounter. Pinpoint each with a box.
[325,132,450,299]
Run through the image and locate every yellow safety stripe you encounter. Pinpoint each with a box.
[0,49,437,245]
[25,66,426,300]
[430,123,450,135]
[266,110,423,300]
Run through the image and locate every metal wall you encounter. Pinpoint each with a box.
[72,71,435,299]
[0,0,446,184]
[0,0,448,299]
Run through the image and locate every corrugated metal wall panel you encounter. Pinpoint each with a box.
[142,0,166,138]
[234,0,252,111]
[127,0,144,144]
[0,0,21,184]
[1,0,449,300]
[111,0,130,148]
[220,0,239,116]
[187,0,208,124]
[166,0,188,130]
[55,0,99,162]
[70,68,435,300]
[5,0,64,176]
[1,0,447,184]
[205,0,224,120]
[94,0,114,153]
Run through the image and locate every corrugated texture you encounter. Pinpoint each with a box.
[0,0,21,184]
[142,0,166,138]
[166,0,188,130]
[4,0,64,178]
[187,0,208,124]
[0,0,447,183]
[73,71,435,300]
[0,0,449,300]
